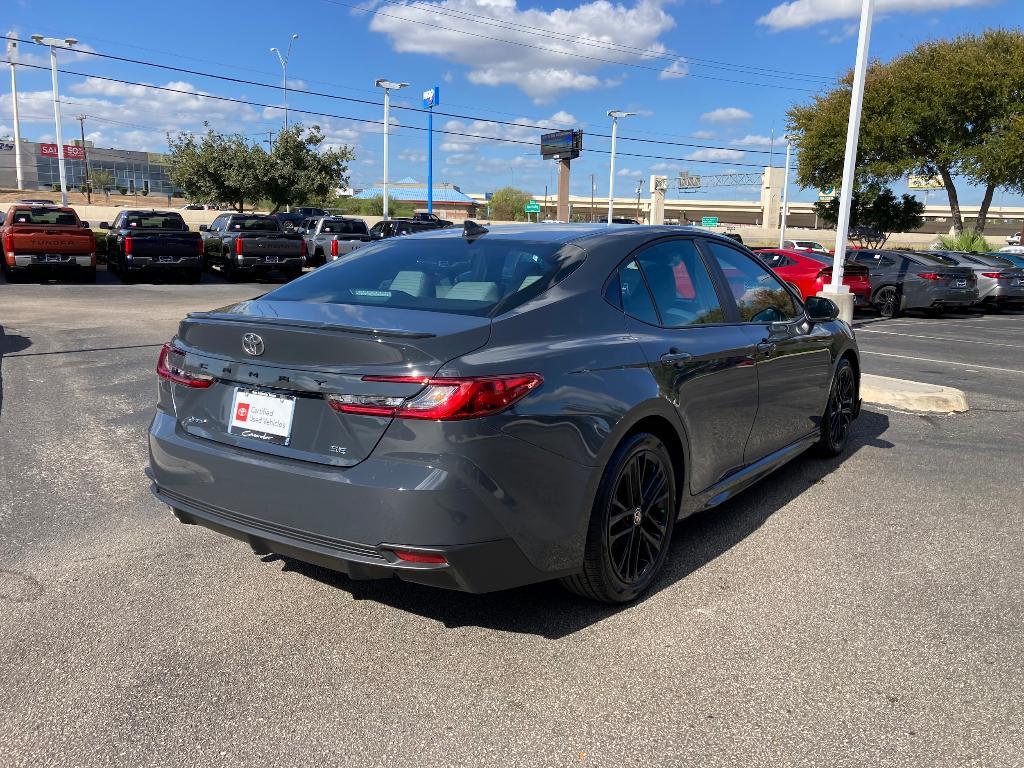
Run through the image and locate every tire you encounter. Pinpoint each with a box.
[873,285,901,318]
[561,433,677,603]
[223,253,239,282]
[120,254,136,284]
[815,358,856,458]
[183,268,202,284]
[78,267,97,283]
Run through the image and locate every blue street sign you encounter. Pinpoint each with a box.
[422,87,440,108]
[423,87,440,214]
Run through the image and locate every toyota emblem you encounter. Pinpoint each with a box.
[242,333,265,356]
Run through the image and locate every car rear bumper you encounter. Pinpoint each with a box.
[236,256,304,271]
[11,254,93,268]
[148,410,588,592]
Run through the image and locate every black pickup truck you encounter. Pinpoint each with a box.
[101,210,204,283]
[199,213,306,281]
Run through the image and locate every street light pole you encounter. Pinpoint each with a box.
[77,115,91,204]
[270,34,299,132]
[779,136,794,248]
[606,110,635,224]
[374,79,409,221]
[822,0,875,323]
[6,39,24,191]
[32,34,78,207]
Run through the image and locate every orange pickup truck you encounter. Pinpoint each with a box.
[2,204,97,282]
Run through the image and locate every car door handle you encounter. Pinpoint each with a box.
[660,349,693,367]
[756,341,777,355]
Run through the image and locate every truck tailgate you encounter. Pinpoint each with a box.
[128,233,201,260]
[10,228,95,255]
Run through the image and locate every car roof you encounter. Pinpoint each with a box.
[123,209,178,215]
[404,223,718,246]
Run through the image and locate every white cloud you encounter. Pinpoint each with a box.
[659,58,689,80]
[758,0,989,30]
[691,130,715,139]
[369,0,676,103]
[617,167,642,177]
[685,148,746,162]
[700,107,752,123]
[730,134,775,148]
[398,149,427,162]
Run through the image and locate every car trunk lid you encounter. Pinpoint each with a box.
[168,300,490,466]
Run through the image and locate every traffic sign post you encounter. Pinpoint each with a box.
[423,87,439,215]
[525,200,541,221]
[701,216,719,227]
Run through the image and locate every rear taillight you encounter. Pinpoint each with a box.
[981,272,1003,279]
[3,232,13,265]
[917,272,942,280]
[124,235,133,256]
[326,374,543,420]
[391,549,448,565]
[300,239,308,258]
[330,239,339,258]
[156,343,214,388]
[197,236,204,256]
[235,238,244,256]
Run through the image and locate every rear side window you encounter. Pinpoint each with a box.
[8,207,79,226]
[705,241,799,323]
[613,260,660,325]
[265,235,582,317]
[634,239,725,326]
[230,217,278,231]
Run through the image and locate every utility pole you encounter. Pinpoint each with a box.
[635,179,644,222]
[590,174,595,222]
[77,115,91,204]
[606,110,635,224]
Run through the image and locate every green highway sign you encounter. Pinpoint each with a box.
[524,200,541,213]
[701,216,719,227]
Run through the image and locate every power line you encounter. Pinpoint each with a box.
[318,0,823,92]
[11,61,772,170]
[4,36,780,156]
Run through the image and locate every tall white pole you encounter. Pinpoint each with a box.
[49,45,69,207]
[382,87,390,221]
[9,60,24,191]
[607,116,618,224]
[779,138,793,248]
[826,0,875,316]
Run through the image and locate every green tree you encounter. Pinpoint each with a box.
[488,186,532,221]
[167,124,268,211]
[90,169,113,192]
[789,29,1024,235]
[263,124,354,213]
[814,186,924,247]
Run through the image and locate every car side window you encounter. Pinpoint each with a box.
[705,241,800,323]
[614,259,660,326]
[635,239,726,327]
[878,256,896,267]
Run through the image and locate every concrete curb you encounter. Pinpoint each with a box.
[861,374,969,414]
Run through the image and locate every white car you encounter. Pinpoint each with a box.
[1006,232,1021,246]
[783,239,829,253]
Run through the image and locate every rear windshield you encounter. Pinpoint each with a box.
[7,207,79,226]
[125,212,186,230]
[913,252,959,266]
[230,217,278,231]
[321,219,368,235]
[960,253,1014,267]
[794,241,824,249]
[265,234,581,316]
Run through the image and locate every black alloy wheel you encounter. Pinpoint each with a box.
[873,285,900,318]
[816,359,856,457]
[562,433,676,603]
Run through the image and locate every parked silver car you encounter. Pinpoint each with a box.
[923,250,1024,309]
[849,249,979,317]
[300,216,371,267]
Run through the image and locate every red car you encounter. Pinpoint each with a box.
[755,248,872,307]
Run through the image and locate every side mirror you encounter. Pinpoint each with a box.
[805,296,840,322]
[198,224,209,232]
[99,221,110,229]
[81,221,90,228]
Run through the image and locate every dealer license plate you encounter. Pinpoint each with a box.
[229,389,295,446]
[953,279,966,288]
[265,256,280,263]
[44,253,63,262]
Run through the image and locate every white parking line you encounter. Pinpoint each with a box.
[857,328,1024,348]
[860,350,1024,375]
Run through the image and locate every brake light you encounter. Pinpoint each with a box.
[300,239,308,258]
[326,374,543,420]
[981,272,1003,279]
[2,232,13,265]
[392,549,448,565]
[197,236,204,256]
[124,235,133,256]
[156,343,214,388]
[235,238,244,256]
[330,239,339,258]
[917,272,942,280]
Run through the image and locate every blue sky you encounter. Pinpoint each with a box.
[2,0,1020,205]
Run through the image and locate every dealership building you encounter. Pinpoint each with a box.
[0,139,180,196]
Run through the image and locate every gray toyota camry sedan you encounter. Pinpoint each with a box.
[149,224,860,603]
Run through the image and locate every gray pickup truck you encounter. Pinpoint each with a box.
[101,210,204,283]
[200,214,306,281]
[300,216,371,267]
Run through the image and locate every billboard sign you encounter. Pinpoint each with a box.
[39,143,85,160]
[540,129,582,160]
[908,174,944,190]
[679,172,701,190]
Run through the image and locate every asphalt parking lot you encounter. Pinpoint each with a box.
[1,269,1022,767]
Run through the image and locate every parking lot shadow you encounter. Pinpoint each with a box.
[273,409,893,639]
[0,326,32,419]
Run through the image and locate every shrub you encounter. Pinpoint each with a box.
[936,230,993,253]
